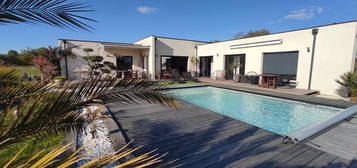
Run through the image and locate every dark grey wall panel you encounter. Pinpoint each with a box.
[263,51,299,75]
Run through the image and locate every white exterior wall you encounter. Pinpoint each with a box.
[197,22,357,96]
[134,36,156,78]
[59,40,105,80]
[155,38,206,74]
[105,48,144,71]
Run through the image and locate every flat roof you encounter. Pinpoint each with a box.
[59,20,357,47]
[199,20,357,46]
[133,35,209,43]
[100,42,148,47]
[155,36,209,43]
[58,38,126,44]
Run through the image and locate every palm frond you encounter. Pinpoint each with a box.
[0,66,53,106]
[0,0,95,30]
[0,66,179,149]
[2,142,172,168]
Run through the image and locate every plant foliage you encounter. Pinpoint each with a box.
[0,0,95,30]
[336,72,357,97]
[0,66,180,150]
[2,141,174,167]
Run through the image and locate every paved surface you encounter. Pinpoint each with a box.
[106,101,357,168]
[198,78,319,96]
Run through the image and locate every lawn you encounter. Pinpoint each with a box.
[0,135,64,166]
[11,66,41,77]
[0,66,64,166]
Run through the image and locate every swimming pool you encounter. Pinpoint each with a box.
[169,86,341,135]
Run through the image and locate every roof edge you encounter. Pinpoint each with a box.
[200,20,357,46]
[155,36,209,43]
[58,38,131,44]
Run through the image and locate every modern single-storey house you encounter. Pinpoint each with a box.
[59,20,357,97]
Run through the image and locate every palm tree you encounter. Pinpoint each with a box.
[0,66,180,149]
[0,0,95,30]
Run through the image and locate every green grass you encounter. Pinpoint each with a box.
[11,66,41,77]
[0,135,64,166]
[156,80,201,86]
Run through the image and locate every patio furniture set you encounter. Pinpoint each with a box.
[117,70,148,79]
[157,69,194,81]
[212,70,298,89]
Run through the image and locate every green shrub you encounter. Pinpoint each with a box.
[336,72,357,97]
[54,76,65,80]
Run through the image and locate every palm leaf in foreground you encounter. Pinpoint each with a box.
[0,0,95,30]
[0,66,180,149]
[3,141,173,168]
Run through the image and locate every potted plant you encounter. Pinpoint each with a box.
[230,62,240,82]
[54,76,65,85]
[190,56,199,77]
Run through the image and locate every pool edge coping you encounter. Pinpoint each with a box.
[165,83,356,109]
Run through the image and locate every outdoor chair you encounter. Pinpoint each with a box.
[171,69,182,82]
[212,70,226,80]
[289,80,299,88]
[161,71,173,80]
[277,75,297,88]
[137,70,147,79]
[182,72,193,81]
[246,71,259,84]
[123,70,132,79]
[132,71,138,78]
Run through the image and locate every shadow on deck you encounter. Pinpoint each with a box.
[106,102,356,168]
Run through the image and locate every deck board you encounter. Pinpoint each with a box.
[106,102,355,168]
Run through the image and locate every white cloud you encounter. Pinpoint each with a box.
[136,6,158,14]
[284,6,323,20]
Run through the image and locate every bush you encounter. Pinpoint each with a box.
[336,72,357,98]
[54,76,65,80]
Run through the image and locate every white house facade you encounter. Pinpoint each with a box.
[59,20,357,97]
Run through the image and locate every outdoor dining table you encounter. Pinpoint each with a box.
[259,74,279,89]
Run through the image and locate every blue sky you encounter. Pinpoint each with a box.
[1,0,357,53]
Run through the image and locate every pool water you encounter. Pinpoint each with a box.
[169,87,341,135]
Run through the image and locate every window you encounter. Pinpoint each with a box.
[116,56,133,70]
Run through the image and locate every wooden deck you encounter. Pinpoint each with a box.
[106,102,356,168]
[198,78,319,96]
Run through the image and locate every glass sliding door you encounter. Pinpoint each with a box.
[199,56,213,77]
[225,54,245,80]
[160,56,188,74]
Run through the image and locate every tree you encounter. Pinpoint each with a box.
[234,29,270,39]
[209,40,222,43]
[32,56,57,82]
[0,0,95,30]
[83,55,104,76]
[7,50,19,58]
[18,49,36,64]
[7,50,27,65]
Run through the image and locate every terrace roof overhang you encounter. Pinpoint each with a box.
[99,42,150,50]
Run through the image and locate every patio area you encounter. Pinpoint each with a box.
[198,77,319,96]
